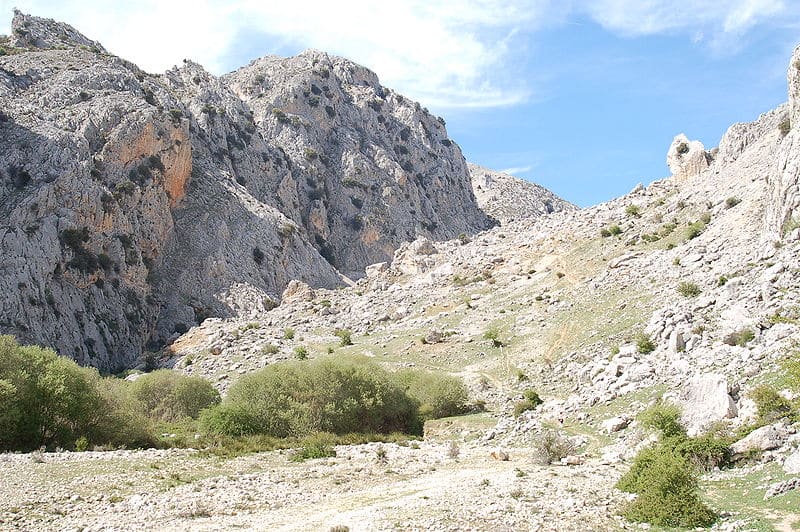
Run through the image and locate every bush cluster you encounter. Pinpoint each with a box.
[129,370,220,422]
[514,389,543,417]
[394,369,469,420]
[617,402,721,528]
[200,357,467,439]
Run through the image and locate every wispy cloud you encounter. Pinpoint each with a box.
[0,0,795,110]
[581,0,788,48]
[499,165,533,175]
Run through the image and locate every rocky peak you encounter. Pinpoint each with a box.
[225,48,493,277]
[468,163,576,223]
[9,10,107,53]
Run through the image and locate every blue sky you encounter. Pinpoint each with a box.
[2,1,799,206]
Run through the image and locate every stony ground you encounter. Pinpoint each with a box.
[0,442,630,531]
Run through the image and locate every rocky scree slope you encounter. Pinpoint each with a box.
[158,45,800,529]
[468,163,577,223]
[0,11,498,371]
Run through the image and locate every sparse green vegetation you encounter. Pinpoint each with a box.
[334,328,353,346]
[677,281,701,297]
[750,385,794,423]
[618,402,718,528]
[290,431,337,461]
[482,327,504,347]
[532,430,575,465]
[514,389,543,417]
[625,204,641,217]
[293,346,309,360]
[686,220,706,240]
[725,197,741,209]
[635,332,656,354]
[723,327,755,347]
[283,327,295,340]
[600,224,623,237]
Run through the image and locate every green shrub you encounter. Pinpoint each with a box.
[625,204,641,217]
[394,369,469,419]
[784,352,800,390]
[618,446,716,528]
[750,385,793,423]
[639,402,685,439]
[608,224,622,236]
[334,329,353,346]
[677,281,701,297]
[261,344,279,355]
[725,197,741,209]
[201,356,419,438]
[673,433,731,471]
[0,336,154,451]
[659,222,677,237]
[130,370,220,421]
[686,221,706,240]
[635,332,656,354]
[293,346,308,360]
[199,403,261,437]
[513,390,543,417]
[290,431,337,461]
[283,327,295,340]
[723,327,755,347]
[600,228,612,237]
[779,119,791,136]
[482,327,503,347]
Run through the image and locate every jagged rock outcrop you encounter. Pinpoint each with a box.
[226,51,493,277]
[0,12,495,370]
[467,164,576,223]
[8,9,106,52]
[666,133,711,180]
[765,45,800,240]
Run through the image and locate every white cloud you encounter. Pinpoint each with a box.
[0,0,542,109]
[499,165,533,175]
[581,0,786,39]
[0,0,793,110]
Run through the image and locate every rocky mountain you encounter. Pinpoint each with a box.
[0,11,500,371]
[468,163,576,223]
[122,42,796,530]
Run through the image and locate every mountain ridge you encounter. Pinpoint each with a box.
[0,11,570,370]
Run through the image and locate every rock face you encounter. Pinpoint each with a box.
[468,164,576,223]
[225,51,493,277]
[666,133,711,180]
[765,45,800,240]
[0,12,496,370]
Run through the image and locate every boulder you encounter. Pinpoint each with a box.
[680,373,738,436]
[784,448,800,474]
[600,416,630,434]
[731,423,790,456]
[281,280,315,304]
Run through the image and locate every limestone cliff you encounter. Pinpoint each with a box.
[0,12,496,369]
